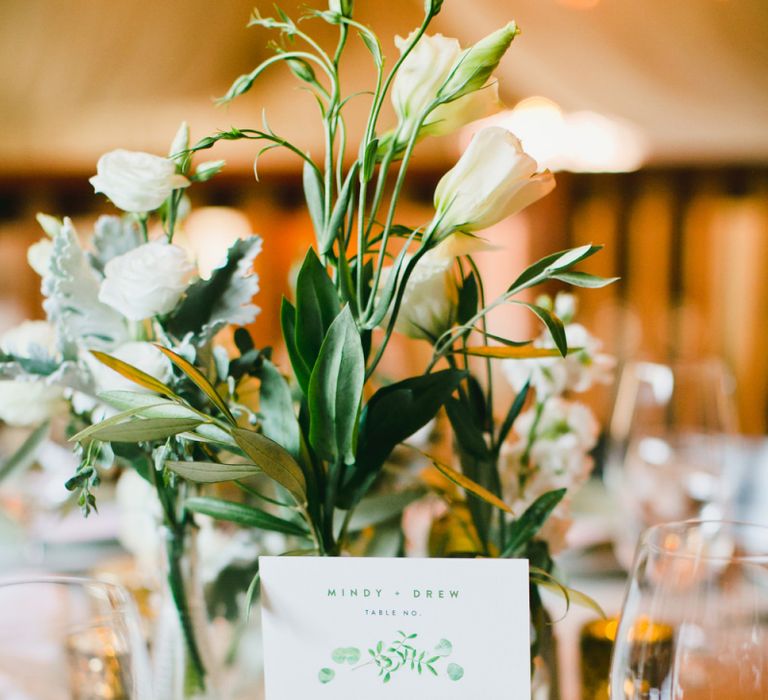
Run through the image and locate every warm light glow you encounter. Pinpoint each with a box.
[558,0,601,9]
[181,206,253,279]
[461,96,649,173]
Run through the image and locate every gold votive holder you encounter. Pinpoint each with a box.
[580,616,675,700]
[580,617,618,700]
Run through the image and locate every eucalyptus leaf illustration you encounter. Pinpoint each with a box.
[318,632,464,685]
[318,668,335,684]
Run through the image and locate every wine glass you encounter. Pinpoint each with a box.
[0,576,152,699]
[605,359,738,568]
[610,520,768,699]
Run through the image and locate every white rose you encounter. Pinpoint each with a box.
[27,238,54,276]
[1,320,57,359]
[433,127,555,237]
[392,32,462,129]
[99,241,195,320]
[90,149,190,213]
[379,247,458,342]
[85,341,173,394]
[0,380,66,427]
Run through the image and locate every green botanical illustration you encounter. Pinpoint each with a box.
[318,631,464,685]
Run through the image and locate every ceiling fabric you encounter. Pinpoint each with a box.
[1,0,766,174]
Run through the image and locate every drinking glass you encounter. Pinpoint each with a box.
[0,576,152,699]
[605,359,738,567]
[610,520,768,699]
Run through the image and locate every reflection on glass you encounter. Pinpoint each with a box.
[610,520,768,699]
[0,577,151,699]
[605,360,738,568]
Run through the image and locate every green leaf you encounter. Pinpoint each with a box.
[501,488,567,557]
[343,489,426,531]
[78,417,204,444]
[98,391,200,420]
[340,370,465,506]
[70,403,173,442]
[320,163,359,254]
[356,27,383,67]
[191,423,239,448]
[362,139,379,182]
[257,359,301,460]
[43,220,128,356]
[308,305,364,464]
[0,421,50,483]
[295,249,341,372]
[165,236,262,343]
[318,668,335,684]
[508,245,603,294]
[530,566,606,619]
[280,297,311,394]
[303,160,325,240]
[165,460,261,483]
[185,497,309,537]
[89,351,177,397]
[551,271,619,288]
[456,272,478,326]
[431,459,512,514]
[513,302,567,357]
[155,345,236,424]
[88,216,142,273]
[495,380,530,449]
[461,346,565,360]
[232,427,307,503]
[445,397,490,461]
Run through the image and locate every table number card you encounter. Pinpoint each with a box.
[260,556,530,699]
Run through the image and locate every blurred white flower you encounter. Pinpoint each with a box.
[115,469,162,571]
[433,127,555,237]
[84,341,173,394]
[0,380,66,426]
[379,247,458,342]
[90,149,190,213]
[504,323,615,397]
[1,320,57,359]
[27,238,54,276]
[402,495,448,557]
[99,241,195,320]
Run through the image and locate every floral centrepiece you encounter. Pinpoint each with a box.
[1,1,616,697]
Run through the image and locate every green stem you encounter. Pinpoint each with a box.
[165,527,208,692]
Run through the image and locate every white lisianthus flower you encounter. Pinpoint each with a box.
[84,341,173,394]
[27,238,54,276]
[434,127,555,237]
[1,320,57,359]
[90,150,190,213]
[379,247,458,342]
[0,380,66,427]
[392,32,462,131]
[390,33,501,145]
[98,241,195,320]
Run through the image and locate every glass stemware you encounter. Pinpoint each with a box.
[605,359,738,568]
[0,576,152,699]
[610,520,768,699]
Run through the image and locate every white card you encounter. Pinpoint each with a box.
[259,556,530,699]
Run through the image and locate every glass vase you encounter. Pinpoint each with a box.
[152,526,221,700]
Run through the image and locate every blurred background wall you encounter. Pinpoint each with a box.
[1,0,767,432]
